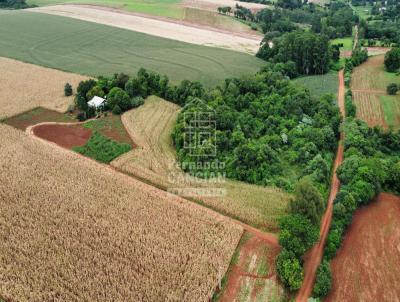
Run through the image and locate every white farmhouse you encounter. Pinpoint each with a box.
[87,96,106,109]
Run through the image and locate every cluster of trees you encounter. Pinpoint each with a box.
[217,6,231,15]
[384,48,400,72]
[320,118,400,297]
[257,30,332,75]
[0,0,31,8]
[75,68,205,120]
[312,2,357,39]
[173,65,340,192]
[277,177,326,291]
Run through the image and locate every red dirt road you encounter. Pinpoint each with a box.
[295,70,345,302]
[326,193,400,302]
[33,124,92,149]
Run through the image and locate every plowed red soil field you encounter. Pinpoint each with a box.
[33,124,92,149]
[326,193,400,302]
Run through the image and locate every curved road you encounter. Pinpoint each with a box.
[295,69,345,302]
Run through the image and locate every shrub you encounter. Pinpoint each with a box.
[276,249,304,291]
[387,83,398,95]
[77,112,87,122]
[290,177,325,225]
[64,83,73,96]
[107,87,131,111]
[312,260,332,298]
[279,214,319,258]
[384,48,400,72]
[112,104,122,115]
[131,96,144,108]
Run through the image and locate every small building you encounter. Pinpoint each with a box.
[88,96,106,109]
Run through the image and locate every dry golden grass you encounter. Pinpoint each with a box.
[0,123,242,301]
[0,57,88,119]
[111,96,290,232]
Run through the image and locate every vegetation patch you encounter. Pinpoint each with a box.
[73,131,132,163]
[0,10,263,87]
[83,114,133,145]
[3,107,76,131]
[293,72,339,98]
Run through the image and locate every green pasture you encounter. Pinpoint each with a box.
[293,71,338,98]
[0,11,263,87]
[27,0,183,19]
[331,37,353,51]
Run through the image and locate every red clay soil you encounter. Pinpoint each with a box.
[33,124,92,149]
[326,193,400,302]
[218,232,282,302]
[295,70,346,302]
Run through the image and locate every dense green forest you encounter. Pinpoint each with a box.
[172,66,340,194]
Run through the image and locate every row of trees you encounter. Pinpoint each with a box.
[74,69,205,119]
[257,30,332,75]
[319,118,400,298]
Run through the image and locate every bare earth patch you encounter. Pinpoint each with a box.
[326,193,400,302]
[27,4,262,54]
[0,57,88,120]
[0,123,242,301]
[216,232,287,302]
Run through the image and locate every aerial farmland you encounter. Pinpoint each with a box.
[0,0,399,301]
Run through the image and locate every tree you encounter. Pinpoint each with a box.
[86,86,105,101]
[77,79,97,100]
[276,249,304,291]
[112,104,122,115]
[107,87,131,112]
[384,48,400,72]
[279,214,319,257]
[290,177,325,225]
[312,260,332,298]
[64,83,73,96]
[387,83,398,95]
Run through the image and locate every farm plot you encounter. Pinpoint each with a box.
[352,91,387,128]
[0,57,87,120]
[28,5,261,54]
[292,71,338,98]
[111,96,290,232]
[214,232,287,302]
[351,54,400,129]
[326,193,400,302]
[0,10,263,87]
[0,123,242,301]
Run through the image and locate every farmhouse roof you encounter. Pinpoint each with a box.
[88,96,106,108]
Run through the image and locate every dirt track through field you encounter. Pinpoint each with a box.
[295,70,345,302]
[27,5,261,54]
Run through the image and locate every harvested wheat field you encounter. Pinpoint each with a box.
[326,193,400,302]
[111,97,290,232]
[28,5,261,54]
[0,123,242,301]
[0,57,88,120]
[351,54,400,129]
